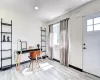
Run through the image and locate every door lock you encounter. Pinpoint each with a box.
[83,43,86,46]
[83,47,87,49]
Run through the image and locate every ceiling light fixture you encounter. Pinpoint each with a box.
[35,7,39,10]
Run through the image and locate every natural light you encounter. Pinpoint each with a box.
[40,62,53,71]
[22,63,53,75]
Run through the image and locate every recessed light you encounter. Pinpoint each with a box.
[35,7,39,10]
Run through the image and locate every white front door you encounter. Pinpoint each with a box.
[83,11,100,77]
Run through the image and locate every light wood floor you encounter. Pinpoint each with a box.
[0,59,100,80]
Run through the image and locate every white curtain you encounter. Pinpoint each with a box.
[48,25,53,59]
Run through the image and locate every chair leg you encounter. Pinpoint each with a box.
[37,60,40,68]
[29,60,32,68]
[32,60,34,70]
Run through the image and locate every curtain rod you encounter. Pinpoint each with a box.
[49,18,70,26]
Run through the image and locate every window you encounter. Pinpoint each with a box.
[94,24,100,30]
[94,17,100,31]
[87,17,100,32]
[87,19,93,32]
[87,19,93,25]
[87,25,93,31]
[53,23,60,45]
[94,17,100,24]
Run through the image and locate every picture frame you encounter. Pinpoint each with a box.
[21,41,27,50]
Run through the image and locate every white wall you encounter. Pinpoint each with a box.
[0,1,46,67]
[47,0,100,69]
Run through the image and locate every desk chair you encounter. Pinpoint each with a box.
[29,50,40,70]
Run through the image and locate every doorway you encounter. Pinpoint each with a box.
[83,11,100,77]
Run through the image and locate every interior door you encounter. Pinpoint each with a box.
[83,11,100,77]
[52,23,60,61]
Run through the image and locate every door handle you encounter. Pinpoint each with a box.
[83,43,86,46]
[83,47,87,49]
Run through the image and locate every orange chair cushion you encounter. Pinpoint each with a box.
[30,51,36,58]
[30,50,40,58]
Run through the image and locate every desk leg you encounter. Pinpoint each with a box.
[16,54,21,71]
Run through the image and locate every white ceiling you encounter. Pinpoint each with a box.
[33,0,93,22]
[0,0,93,22]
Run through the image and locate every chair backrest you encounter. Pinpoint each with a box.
[30,51,37,58]
[30,50,40,58]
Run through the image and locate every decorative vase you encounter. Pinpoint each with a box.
[7,36,10,42]
[3,35,6,42]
